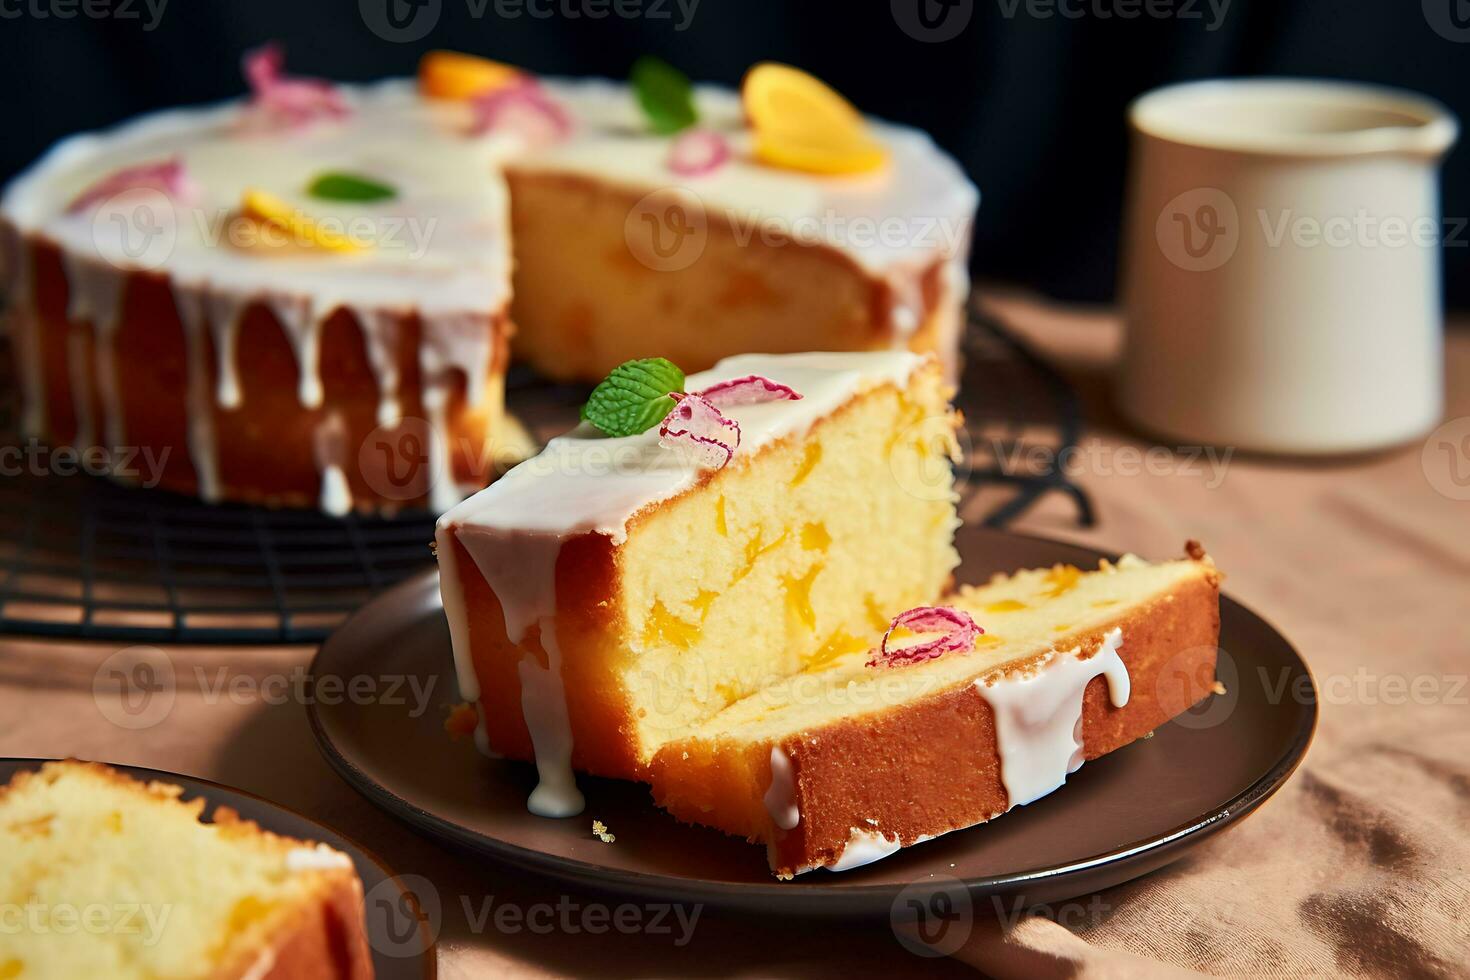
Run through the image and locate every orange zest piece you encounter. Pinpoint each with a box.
[241,189,365,253]
[444,702,478,740]
[419,50,523,101]
[742,63,888,175]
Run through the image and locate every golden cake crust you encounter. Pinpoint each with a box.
[16,233,512,512]
[648,561,1222,876]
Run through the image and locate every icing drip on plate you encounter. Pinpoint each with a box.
[763,746,800,831]
[976,627,1131,810]
[827,828,902,872]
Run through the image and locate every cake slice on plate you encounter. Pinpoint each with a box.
[0,760,373,979]
[436,350,961,814]
[647,549,1221,877]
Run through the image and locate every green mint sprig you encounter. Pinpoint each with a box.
[307,172,397,202]
[630,56,697,135]
[581,358,686,437]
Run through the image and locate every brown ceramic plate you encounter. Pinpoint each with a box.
[0,759,437,977]
[306,527,1315,918]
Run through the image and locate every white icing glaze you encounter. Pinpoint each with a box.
[1,74,973,512]
[434,527,479,702]
[285,843,353,871]
[827,828,902,872]
[518,646,585,818]
[171,288,222,501]
[438,351,923,820]
[60,254,127,447]
[975,627,1131,810]
[311,413,353,516]
[763,746,800,831]
[520,78,978,275]
[318,464,351,517]
[472,707,500,759]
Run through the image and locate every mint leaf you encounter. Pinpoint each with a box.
[631,56,697,135]
[307,172,397,202]
[582,358,685,437]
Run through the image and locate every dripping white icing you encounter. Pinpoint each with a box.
[61,253,128,451]
[518,645,585,818]
[438,352,924,820]
[359,309,403,427]
[975,627,1131,810]
[472,707,500,759]
[827,828,902,872]
[209,295,246,409]
[266,294,323,409]
[172,288,221,501]
[319,464,351,517]
[763,746,800,831]
[434,527,480,701]
[313,414,353,517]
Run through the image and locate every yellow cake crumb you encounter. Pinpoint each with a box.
[592,820,616,844]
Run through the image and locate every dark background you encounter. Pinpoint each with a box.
[3,0,1469,305]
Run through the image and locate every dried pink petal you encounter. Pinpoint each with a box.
[868,606,983,668]
[470,79,571,145]
[658,393,739,469]
[240,43,349,130]
[66,157,196,214]
[667,129,731,176]
[694,374,802,407]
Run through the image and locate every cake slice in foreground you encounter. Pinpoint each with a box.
[0,761,373,979]
[647,549,1222,877]
[436,351,960,814]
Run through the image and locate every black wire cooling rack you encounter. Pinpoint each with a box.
[0,303,1092,644]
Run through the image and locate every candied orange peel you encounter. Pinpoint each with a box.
[240,188,366,254]
[742,63,888,175]
[419,50,523,101]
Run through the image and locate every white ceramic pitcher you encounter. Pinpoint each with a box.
[1118,79,1458,454]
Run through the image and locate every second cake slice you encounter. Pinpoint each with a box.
[648,549,1222,876]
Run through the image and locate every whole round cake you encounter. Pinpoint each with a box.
[0,47,978,513]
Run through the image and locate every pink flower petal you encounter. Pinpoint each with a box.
[66,157,195,214]
[668,129,730,177]
[695,374,802,408]
[470,79,570,145]
[240,42,349,131]
[868,606,983,668]
[658,393,739,469]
